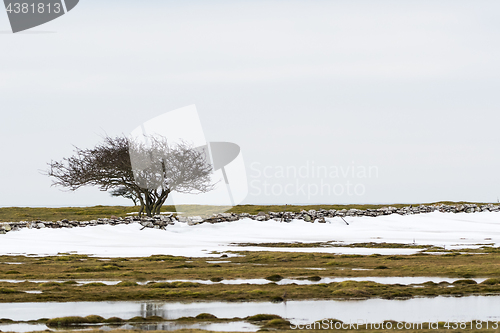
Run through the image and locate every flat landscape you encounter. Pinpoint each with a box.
[0,202,489,222]
[1,204,500,332]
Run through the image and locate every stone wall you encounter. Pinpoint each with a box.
[1,203,499,234]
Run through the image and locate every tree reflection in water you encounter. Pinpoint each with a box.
[140,303,166,318]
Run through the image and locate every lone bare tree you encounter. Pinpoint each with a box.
[47,135,214,217]
[110,186,139,206]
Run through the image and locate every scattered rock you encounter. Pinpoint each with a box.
[1,223,11,232]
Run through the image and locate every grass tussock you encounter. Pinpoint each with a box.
[81,282,108,287]
[104,317,125,323]
[481,278,500,285]
[453,279,477,285]
[262,318,292,328]
[195,313,218,320]
[246,314,283,321]
[148,282,200,289]
[265,274,284,282]
[75,264,121,272]
[0,287,20,294]
[144,255,185,262]
[116,281,138,287]
[46,315,104,327]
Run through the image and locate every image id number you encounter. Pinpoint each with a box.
[6,2,61,14]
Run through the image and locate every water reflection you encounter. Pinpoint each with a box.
[0,321,259,333]
[140,302,165,317]
[0,323,47,333]
[2,296,500,323]
[126,321,259,332]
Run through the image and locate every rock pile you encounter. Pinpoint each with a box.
[262,203,500,223]
[0,203,499,234]
[0,215,174,234]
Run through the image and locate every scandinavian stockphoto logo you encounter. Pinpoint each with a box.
[129,105,248,216]
[3,0,78,33]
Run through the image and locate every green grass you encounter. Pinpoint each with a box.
[1,251,500,303]
[0,205,223,222]
[45,315,179,327]
[3,251,500,283]
[0,287,21,294]
[45,315,111,327]
[0,201,494,222]
[228,201,494,215]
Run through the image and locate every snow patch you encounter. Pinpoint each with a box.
[0,212,499,257]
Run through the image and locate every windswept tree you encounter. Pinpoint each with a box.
[110,186,139,206]
[47,135,214,217]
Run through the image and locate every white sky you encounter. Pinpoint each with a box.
[1,0,500,206]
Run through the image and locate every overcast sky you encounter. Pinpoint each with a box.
[1,0,500,207]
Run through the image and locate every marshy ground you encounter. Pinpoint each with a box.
[3,321,500,333]
[2,204,500,331]
[2,250,500,332]
[1,248,500,302]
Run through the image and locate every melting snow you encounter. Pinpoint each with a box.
[0,212,499,257]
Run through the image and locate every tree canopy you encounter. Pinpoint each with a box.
[48,136,214,217]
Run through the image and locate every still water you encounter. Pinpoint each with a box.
[0,276,487,286]
[0,322,259,332]
[1,296,499,324]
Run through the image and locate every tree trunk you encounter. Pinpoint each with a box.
[153,190,170,216]
[145,191,156,217]
[136,190,146,217]
[136,189,170,217]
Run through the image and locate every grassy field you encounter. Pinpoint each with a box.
[2,251,500,332]
[1,203,498,332]
[1,250,500,303]
[0,201,493,222]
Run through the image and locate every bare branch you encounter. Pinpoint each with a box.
[47,135,215,217]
